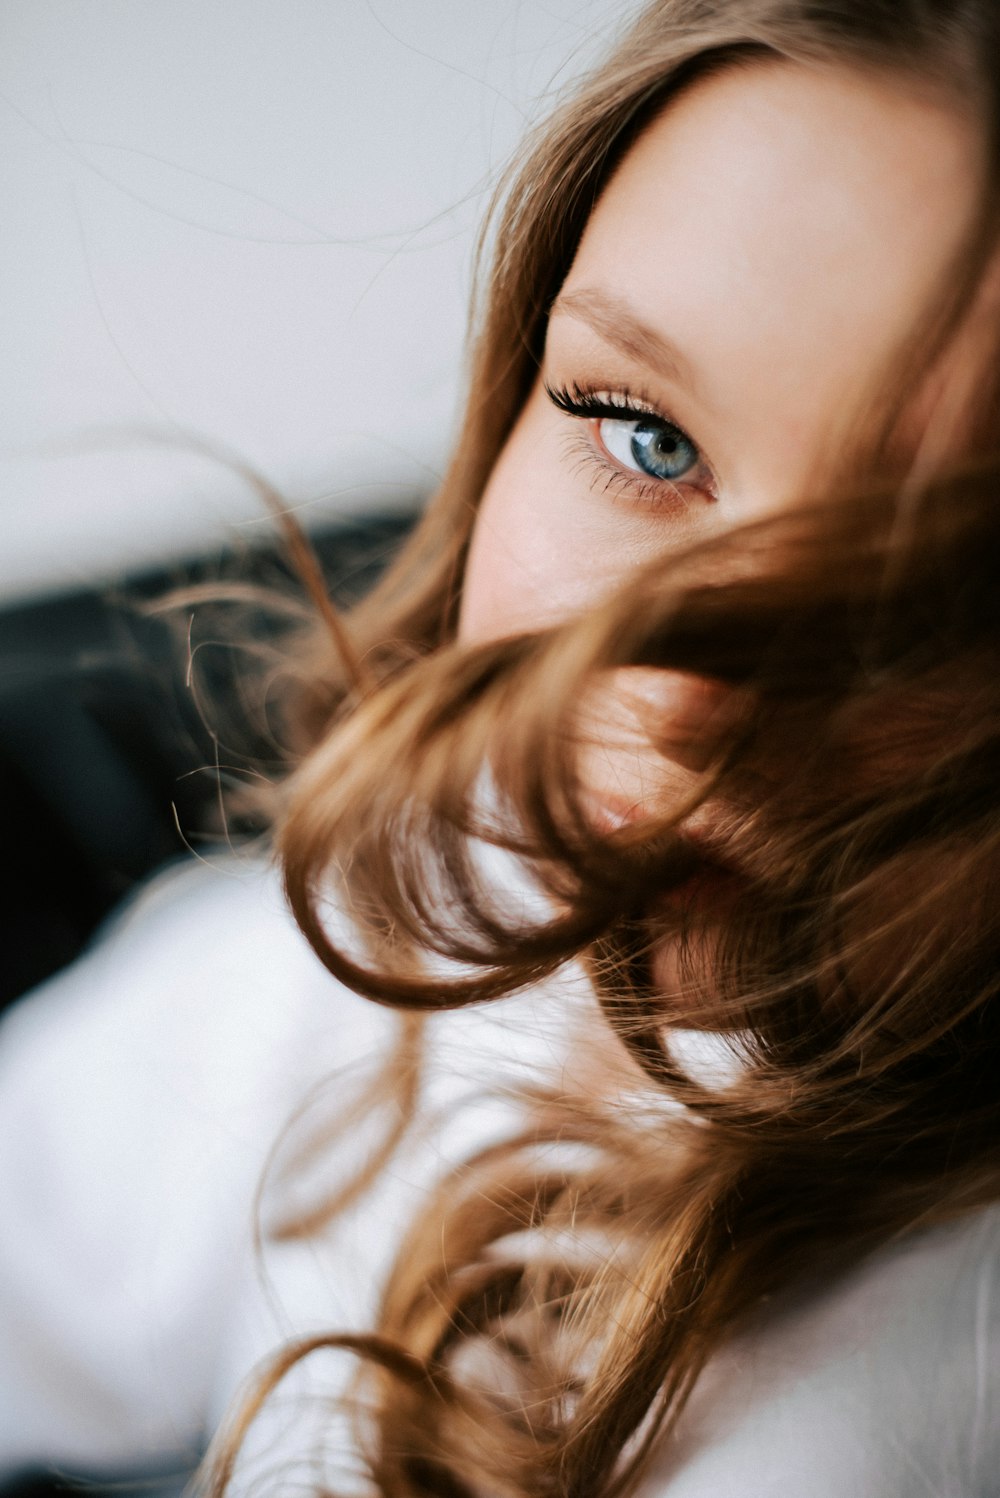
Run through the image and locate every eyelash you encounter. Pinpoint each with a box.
[543,380,717,508]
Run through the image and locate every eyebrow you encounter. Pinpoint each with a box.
[549,287,702,397]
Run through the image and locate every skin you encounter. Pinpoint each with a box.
[458,59,981,828]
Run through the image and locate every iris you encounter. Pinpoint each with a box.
[601,417,699,481]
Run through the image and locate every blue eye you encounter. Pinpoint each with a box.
[543,381,716,502]
[599,416,699,482]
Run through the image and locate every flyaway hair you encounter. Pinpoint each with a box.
[201,2,1000,1494]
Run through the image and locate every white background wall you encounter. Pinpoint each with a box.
[1,0,637,603]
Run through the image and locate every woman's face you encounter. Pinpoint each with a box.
[459,60,980,824]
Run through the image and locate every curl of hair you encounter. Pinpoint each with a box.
[206,2,1000,1495]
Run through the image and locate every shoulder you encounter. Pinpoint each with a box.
[0,852,397,1473]
[0,851,391,1105]
[0,850,404,1269]
[643,1204,1000,1497]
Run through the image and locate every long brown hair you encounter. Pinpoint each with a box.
[207,3,1000,1495]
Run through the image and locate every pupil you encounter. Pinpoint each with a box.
[631,422,695,480]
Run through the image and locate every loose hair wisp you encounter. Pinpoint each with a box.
[207,3,1000,1495]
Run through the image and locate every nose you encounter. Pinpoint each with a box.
[619,670,740,774]
[575,669,741,830]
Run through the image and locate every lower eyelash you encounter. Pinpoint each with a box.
[560,429,696,513]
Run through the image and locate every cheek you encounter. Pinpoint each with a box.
[459,384,657,644]
[459,479,556,644]
[459,394,585,644]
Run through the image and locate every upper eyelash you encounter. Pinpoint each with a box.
[544,380,666,424]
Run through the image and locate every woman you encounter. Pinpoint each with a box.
[1,1,998,1494]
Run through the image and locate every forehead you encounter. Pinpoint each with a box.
[557,59,979,498]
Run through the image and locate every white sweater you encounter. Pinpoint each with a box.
[0,856,997,1496]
